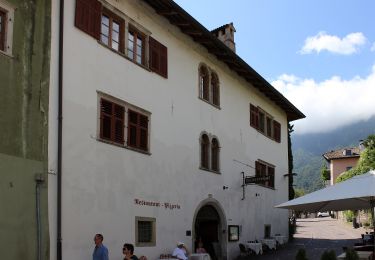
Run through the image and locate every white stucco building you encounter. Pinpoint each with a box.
[49,0,305,260]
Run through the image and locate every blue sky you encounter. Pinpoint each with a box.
[174,0,375,134]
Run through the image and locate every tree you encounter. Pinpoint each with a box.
[337,134,375,183]
[321,164,330,181]
[288,123,295,199]
[294,188,306,198]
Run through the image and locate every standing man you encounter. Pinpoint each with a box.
[93,234,109,260]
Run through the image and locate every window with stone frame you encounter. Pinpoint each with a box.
[211,138,220,172]
[198,64,220,107]
[200,134,209,169]
[135,217,156,247]
[250,103,281,143]
[98,93,150,153]
[255,160,275,189]
[199,64,209,101]
[75,0,168,76]
[100,8,125,52]
[0,1,14,56]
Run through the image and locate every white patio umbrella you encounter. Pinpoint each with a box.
[276,170,375,250]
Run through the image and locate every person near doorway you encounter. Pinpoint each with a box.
[172,242,189,260]
[196,240,207,254]
[93,234,109,260]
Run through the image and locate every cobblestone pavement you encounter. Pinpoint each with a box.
[237,217,369,260]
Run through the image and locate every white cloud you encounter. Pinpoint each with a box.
[300,32,366,55]
[272,65,375,134]
[371,42,375,52]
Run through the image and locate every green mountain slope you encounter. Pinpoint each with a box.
[291,116,375,193]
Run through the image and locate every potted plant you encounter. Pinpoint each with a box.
[344,248,359,260]
[320,250,337,260]
[296,248,308,260]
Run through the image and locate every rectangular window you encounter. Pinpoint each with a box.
[255,161,275,189]
[98,94,150,153]
[266,116,273,138]
[100,9,124,52]
[258,110,265,133]
[100,99,125,145]
[0,2,14,56]
[0,9,6,51]
[135,217,156,247]
[273,120,281,143]
[128,27,145,65]
[127,110,148,151]
[250,103,281,143]
[75,1,169,75]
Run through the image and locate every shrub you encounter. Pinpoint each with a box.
[320,250,337,260]
[296,248,308,260]
[344,248,359,260]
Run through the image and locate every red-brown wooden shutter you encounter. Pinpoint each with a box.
[149,37,168,78]
[75,0,101,40]
[255,161,261,177]
[273,120,281,143]
[250,104,259,129]
[114,104,124,144]
[100,99,112,140]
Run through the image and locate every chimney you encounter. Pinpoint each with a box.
[211,23,236,52]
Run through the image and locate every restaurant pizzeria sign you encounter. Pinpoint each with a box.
[244,176,271,185]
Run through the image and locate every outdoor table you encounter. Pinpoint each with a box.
[274,235,287,245]
[245,242,263,255]
[260,238,277,250]
[189,253,210,260]
[337,251,372,260]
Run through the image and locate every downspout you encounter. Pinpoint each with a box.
[35,174,45,260]
[57,0,64,259]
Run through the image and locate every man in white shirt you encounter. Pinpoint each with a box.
[172,242,189,260]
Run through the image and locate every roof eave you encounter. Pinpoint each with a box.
[141,0,305,121]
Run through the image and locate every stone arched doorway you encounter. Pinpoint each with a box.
[193,200,227,260]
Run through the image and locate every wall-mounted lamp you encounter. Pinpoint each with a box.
[223,186,228,190]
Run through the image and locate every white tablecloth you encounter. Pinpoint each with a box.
[245,242,263,254]
[274,235,287,245]
[261,238,277,250]
[189,253,210,260]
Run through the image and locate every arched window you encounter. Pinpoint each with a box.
[211,72,220,106]
[211,138,219,172]
[199,65,209,101]
[200,134,209,169]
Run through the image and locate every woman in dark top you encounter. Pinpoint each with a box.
[123,243,138,260]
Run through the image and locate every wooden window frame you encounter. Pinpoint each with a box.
[255,160,275,189]
[0,1,14,56]
[128,26,146,65]
[135,217,156,247]
[127,109,149,151]
[98,93,150,153]
[211,138,220,172]
[211,72,220,106]
[100,8,125,53]
[200,134,209,169]
[99,98,125,145]
[199,65,210,101]
[250,103,281,143]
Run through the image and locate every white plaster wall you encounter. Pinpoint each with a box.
[49,0,291,259]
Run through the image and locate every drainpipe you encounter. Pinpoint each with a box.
[57,0,64,259]
[35,174,45,260]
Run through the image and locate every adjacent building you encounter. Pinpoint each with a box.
[0,0,51,259]
[323,147,361,185]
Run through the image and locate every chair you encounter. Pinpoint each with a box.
[238,243,251,257]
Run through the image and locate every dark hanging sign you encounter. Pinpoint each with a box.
[245,175,270,185]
